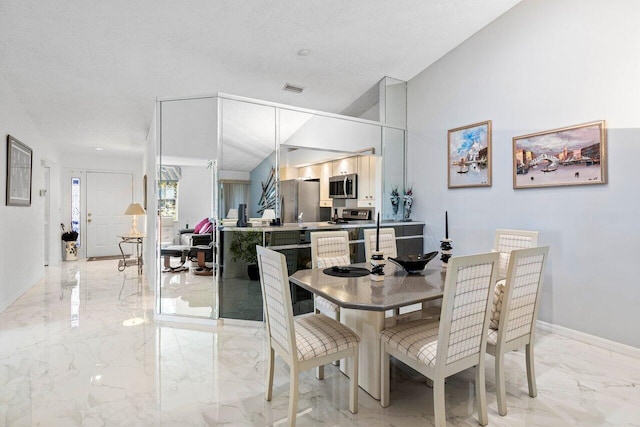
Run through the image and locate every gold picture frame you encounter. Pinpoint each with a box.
[513,120,607,189]
[447,120,492,188]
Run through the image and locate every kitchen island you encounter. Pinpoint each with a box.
[219,221,425,321]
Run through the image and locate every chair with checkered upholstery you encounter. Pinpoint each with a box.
[257,246,360,427]
[493,229,539,280]
[486,246,549,416]
[310,231,351,321]
[363,227,397,261]
[380,252,499,427]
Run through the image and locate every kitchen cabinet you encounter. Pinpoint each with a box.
[279,167,299,180]
[319,162,333,207]
[357,155,376,208]
[298,164,320,180]
[332,157,357,176]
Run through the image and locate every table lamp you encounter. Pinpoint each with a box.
[124,203,146,236]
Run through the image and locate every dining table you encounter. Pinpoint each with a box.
[289,261,446,400]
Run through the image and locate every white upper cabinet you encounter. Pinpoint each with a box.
[319,162,332,207]
[332,157,357,176]
[357,155,376,207]
[298,164,320,180]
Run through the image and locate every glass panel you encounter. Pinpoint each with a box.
[71,177,81,247]
[158,97,216,319]
[382,127,405,221]
[218,99,276,321]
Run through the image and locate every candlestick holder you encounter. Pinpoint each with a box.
[370,251,385,281]
[440,238,453,270]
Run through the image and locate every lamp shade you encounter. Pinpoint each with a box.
[124,203,146,216]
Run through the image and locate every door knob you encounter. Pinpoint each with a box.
[88,219,92,223]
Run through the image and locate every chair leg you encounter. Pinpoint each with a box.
[496,351,507,416]
[289,368,299,427]
[475,364,488,426]
[433,377,446,427]
[349,345,359,414]
[265,347,274,401]
[526,343,537,398]
[315,364,324,380]
[332,310,340,367]
[380,344,390,407]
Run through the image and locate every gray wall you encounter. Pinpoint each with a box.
[407,0,640,347]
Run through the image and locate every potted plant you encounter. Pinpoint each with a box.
[229,231,263,280]
[60,223,79,261]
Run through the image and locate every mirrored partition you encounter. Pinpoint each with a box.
[158,96,217,319]
[155,93,405,324]
[217,99,276,320]
[382,126,406,221]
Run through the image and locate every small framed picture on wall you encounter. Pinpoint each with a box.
[447,120,492,188]
[6,135,33,206]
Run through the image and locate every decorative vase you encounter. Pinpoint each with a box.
[403,195,413,221]
[391,195,400,221]
[247,264,260,281]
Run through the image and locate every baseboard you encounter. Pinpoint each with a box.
[0,277,42,313]
[537,320,640,360]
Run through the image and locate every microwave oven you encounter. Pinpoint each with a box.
[329,173,357,199]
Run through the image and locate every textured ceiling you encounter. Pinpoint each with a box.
[0,0,521,156]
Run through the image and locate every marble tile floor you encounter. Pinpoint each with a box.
[1,259,639,426]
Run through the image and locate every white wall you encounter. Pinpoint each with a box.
[407,0,640,347]
[0,74,61,312]
[176,165,213,230]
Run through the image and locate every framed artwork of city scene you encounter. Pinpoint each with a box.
[6,135,33,206]
[513,120,607,189]
[448,120,492,188]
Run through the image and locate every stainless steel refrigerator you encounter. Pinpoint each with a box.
[280,180,320,223]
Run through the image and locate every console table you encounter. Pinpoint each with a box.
[118,234,145,274]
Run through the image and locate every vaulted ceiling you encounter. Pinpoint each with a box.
[0,0,521,156]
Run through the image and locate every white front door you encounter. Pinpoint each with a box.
[86,172,133,257]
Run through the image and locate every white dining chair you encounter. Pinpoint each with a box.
[257,245,360,427]
[493,229,539,280]
[310,231,351,321]
[380,252,499,427]
[486,245,549,416]
[363,227,397,261]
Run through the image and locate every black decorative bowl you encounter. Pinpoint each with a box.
[389,251,439,273]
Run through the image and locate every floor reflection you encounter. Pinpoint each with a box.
[0,259,638,426]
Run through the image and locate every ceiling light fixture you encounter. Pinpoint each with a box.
[95,147,104,151]
[297,49,310,57]
[283,83,304,94]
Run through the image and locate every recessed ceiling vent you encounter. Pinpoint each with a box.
[283,83,304,94]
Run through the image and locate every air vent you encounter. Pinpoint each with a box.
[283,83,304,94]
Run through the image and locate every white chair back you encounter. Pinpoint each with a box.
[437,252,499,366]
[498,246,549,344]
[363,228,397,261]
[311,231,350,268]
[256,245,296,363]
[493,229,539,278]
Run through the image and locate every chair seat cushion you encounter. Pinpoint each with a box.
[295,314,360,361]
[315,296,340,313]
[380,319,440,367]
[490,279,506,329]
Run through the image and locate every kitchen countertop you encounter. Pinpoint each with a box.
[221,220,424,232]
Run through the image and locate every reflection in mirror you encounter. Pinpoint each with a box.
[158,97,216,319]
[218,99,275,321]
[280,108,381,154]
[382,127,405,221]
